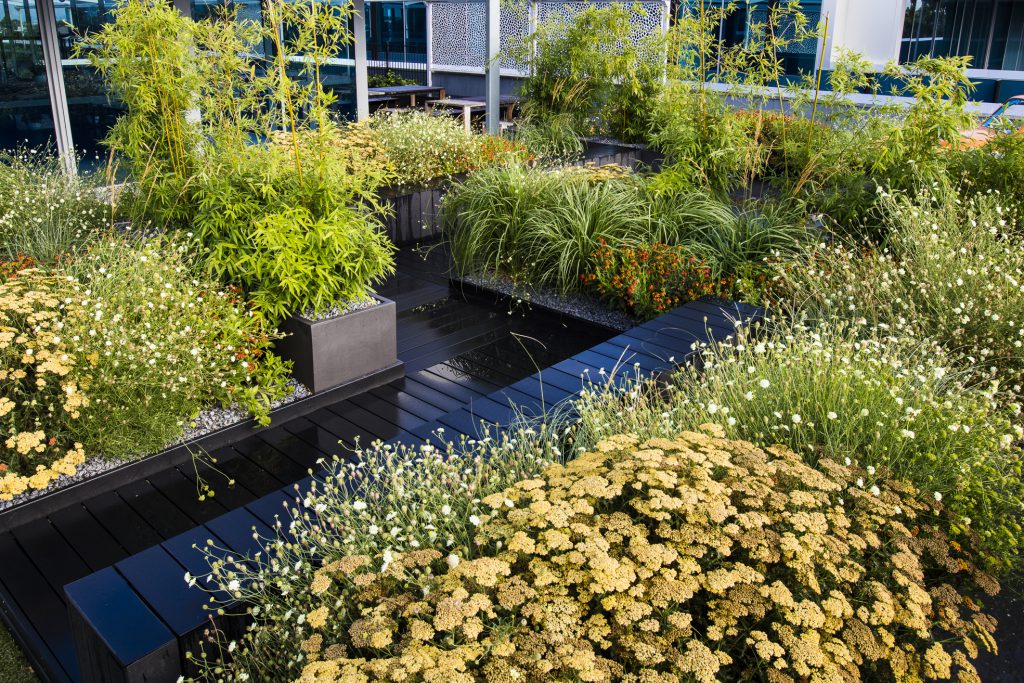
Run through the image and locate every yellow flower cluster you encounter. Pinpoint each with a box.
[0,444,86,500]
[1,273,92,500]
[292,429,999,682]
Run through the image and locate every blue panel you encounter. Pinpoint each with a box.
[117,545,210,636]
[65,566,175,667]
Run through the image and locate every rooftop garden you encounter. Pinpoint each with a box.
[2,0,1024,681]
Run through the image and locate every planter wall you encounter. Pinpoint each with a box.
[581,139,664,172]
[377,180,457,245]
[275,295,399,394]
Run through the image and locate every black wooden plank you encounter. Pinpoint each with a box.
[406,326,520,373]
[303,406,378,448]
[0,533,77,681]
[386,376,465,413]
[282,417,351,460]
[256,428,331,471]
[463,396,518,425]
[328,400,407,442]
[83,490,164,554]
[510,367,587,397]
[596,339,673,373]
[417,365,494,401]
[230,432,310,483]
[436,408,497,439]
[116,478,195,540]
[608,330,684,361]
[245,489,295,531]
[48,503,129,571]
[399,314,509,364]
[204,508,272,560]
[658,306,735,334]
[350,391,436,431]
[146,467,229,526]
[176,446,268,510]
[367,386,448,422]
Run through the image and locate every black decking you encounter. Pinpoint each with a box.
[0,244,615,683]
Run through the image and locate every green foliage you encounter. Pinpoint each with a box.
[90,0,396,320]
[59,235,292,458]
[512,112,586,161]
[574,321,1024,570]
[445,163,804,295]
[0,626,34,683]
[368,111,522,187]
[367,71,417,87]
[509,2,666,142]
[0,148,111,262]
[780,188,1024,394]
[190,139,396,323]
[445,164,654,292]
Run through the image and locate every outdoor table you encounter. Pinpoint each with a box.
[368,84,447,108]
[426,97,487,134]
[461,94,523,122]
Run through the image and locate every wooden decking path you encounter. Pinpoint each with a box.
[0,244,614,683]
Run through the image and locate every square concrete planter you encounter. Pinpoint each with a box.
[275,295,400,394]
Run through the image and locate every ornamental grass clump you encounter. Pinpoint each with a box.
[189,425,565,682]
[267,430,997,682]
[574,321,1024,570]
[0,148,110,263]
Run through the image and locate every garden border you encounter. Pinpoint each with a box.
[0,361,404,534]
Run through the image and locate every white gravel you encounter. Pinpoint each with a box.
[462,272,639,331]
[0,379,312,512]
[301,298,379,322]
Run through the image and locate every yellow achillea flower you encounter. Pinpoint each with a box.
[286,430,999,683]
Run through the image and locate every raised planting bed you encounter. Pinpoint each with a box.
[377,177,462,245]
[0,359,404,534]
[582,137,663,171]
[274,295,401,394]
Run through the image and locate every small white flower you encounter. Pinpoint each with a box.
[759,379,770,389]
[228,579,240,592]
[934,491,943,502]
[352,500,367,512]
[791,414,801,424]
[866,465,875,476]
[441,504,451,516]
[469,515,481,527]
[827,411,837,420]
[869,485,880,496]
[446,554,460,569]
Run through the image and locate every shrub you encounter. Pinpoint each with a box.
[229,431,997,683]
[0,148,110,263]
[513,112,586,161]
[583,241,733,319]
[367,111,527,187]
[781,188,1024,393]
[510,3,665,142]
[190,425,566,681]
[189,140,396,323]
[57,235,292,460]
[573,322,1024,570]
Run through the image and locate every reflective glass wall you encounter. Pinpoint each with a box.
[902,0,1024,72]
[52,0,122,168]
[0,0,57,151]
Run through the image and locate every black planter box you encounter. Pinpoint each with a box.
[276,295,400,394]
[378,177,462,245]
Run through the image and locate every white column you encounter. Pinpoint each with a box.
[353,0,370,120]
[484,0,500,133]
[425,1,434,86]
[36,0,75,175]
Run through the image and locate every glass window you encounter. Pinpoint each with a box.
[0,0,58,152]
[902,0,1024,71]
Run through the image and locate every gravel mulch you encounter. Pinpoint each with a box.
[460,272,639,331]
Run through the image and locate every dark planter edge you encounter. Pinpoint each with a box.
[449,275,626,335]
[0,360,404,534]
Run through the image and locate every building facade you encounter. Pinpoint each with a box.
[5,0,1024,168]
